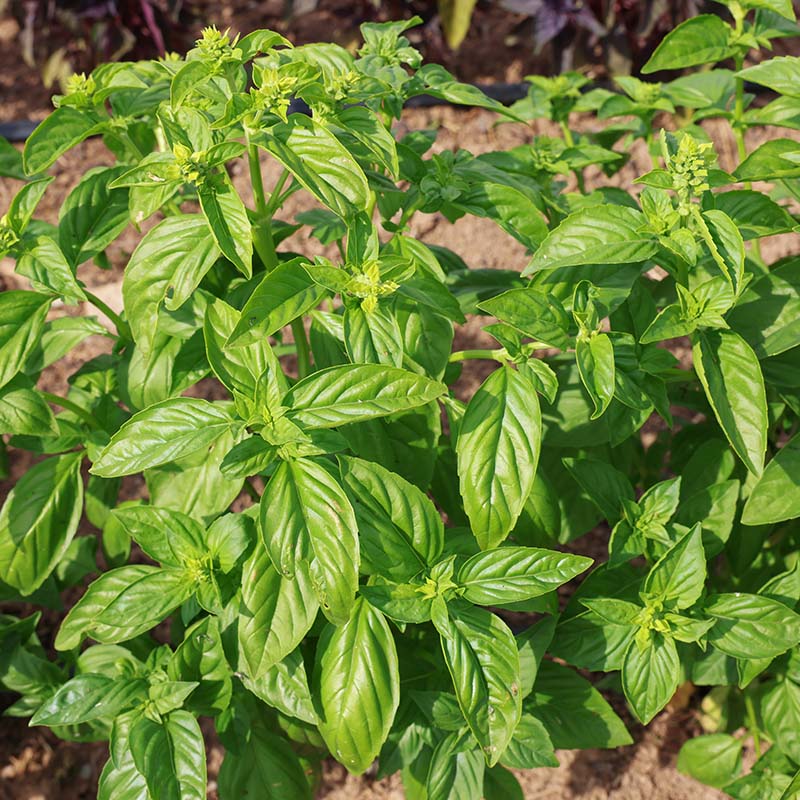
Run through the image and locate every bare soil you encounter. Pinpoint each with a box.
[1,38,799,799]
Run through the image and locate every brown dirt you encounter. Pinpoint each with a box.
[2,60,800,800]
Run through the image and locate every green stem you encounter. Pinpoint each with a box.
[248,144,269,216]
[449,348,506,363]
[745,694,762,758]
[559,120,574,147]
[264,169,291,217]
[40,391,96,427]
[291,318,312,378]
[84,291,131,340]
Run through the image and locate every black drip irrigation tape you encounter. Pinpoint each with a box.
[0,82,529,142]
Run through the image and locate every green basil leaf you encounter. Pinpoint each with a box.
[432,598,521,766]
[526,659,632,748]
[0,378,58,436]
[621,633,681,724]
[55,565,194,649]
[643,525,705,610]
[284,364,446,429]
[739,56,800,98]
[204,297,285,398]
[253,116,370,217]
[763,679,800,763]
[693,329,767,476]
[168,616,232,716]
[198,175,252,277]
[31,673,147,726]
[260,457,358,624]
[457,547,591,605]
[524,207,656,273]
[314,598,400,774]
[735,139,800,181]
[742,434,800,525]
[129,711,206,800]
[123,215,220,355]
[728,259,800,358]
[227,259,325,348]
[642,15,735,74]
[478,288,570,350]
[0,452,83,594]
[23,107,106,174]
[58,166,129,266]
[109,506,205,567]
[677,734,743,789]
[705,593,800,660]
[92,398,236,478]
[0,291,52,390]
[426,731,484,800]
[243,648,317,725]
[217,712,311,800]
[343,304,404,367]
[338,455,443,581]
[238,542,319,679]
[15,235,86,304]
[499,713,558,769]
[457,366,541,549]
[576,333,615,419]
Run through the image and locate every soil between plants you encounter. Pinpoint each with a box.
[1,61,800,800]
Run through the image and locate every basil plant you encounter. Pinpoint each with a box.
[0,5,800,798]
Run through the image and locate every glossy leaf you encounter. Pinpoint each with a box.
[314,598,400,774]
[457,366,541,549]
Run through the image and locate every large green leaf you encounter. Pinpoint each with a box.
[92,398,236,477]
[705,593,800,660]
[677,734,743,790]
[432,599,521,766]
[217,713,311,800]
[457,547,591,605]
[109,506,205,567]
[457,366,541,549]
[227,259,326,347]
[643,525,706,610]
[621,633,681,724]
[742,434,800,525]
[204,297,285,398]
[15,236,86,304]
[642,15,735,73]
[58,166,129,266]
[728,259,800,357]
[338,455,443,581]
[762,679,800,763]
[739,56,800,98]
[693,330,767,476]
[238,542,319,679]
[314,598,400,774]
[735,139,800,181]
[260,457,358,624]
[254,116,370,217]
[31,673,147,726]
[527,660,632,749]
[198,175,252,277]
[23,107,106,174]
[0,378,58,436]
[123,215,220,355]
[478,288,570,350]
[129,711,206,800]
[0,452,83,594]
[524,207,656,274]
[55,565,194,649]
[284,364,446,429]
[0,291,52,390]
